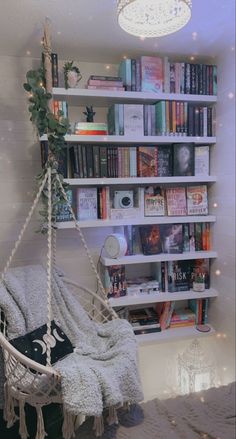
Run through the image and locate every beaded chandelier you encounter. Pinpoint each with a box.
[117,0,192,38]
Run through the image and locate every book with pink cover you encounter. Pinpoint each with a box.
[166,187,187,216]
[140,56,163,93]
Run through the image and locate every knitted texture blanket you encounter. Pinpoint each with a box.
[0,265,143,416]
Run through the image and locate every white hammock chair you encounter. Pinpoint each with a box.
[0,166,122,439]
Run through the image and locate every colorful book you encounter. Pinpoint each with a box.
[76,187,97,220]
[167,260,191,292]
[190,259,210,289]
[56,189,73,222]
[139,225,162,255]
[166,187,187,216]
[137,146,157,177]
[104,265,127,298]
[160,224,183,254]
[140,56,163,93]
[173,143,194,176]
[144,186,165,216]
[187,185,208,215]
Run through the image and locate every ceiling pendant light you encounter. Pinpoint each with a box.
[117,0,192,38]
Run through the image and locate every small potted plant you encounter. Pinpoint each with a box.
[63,61,82,89]
[193,274,205,292]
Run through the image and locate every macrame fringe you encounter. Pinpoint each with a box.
[19,399,29,439]
[62,408,76,439]
[107,406,118,426]
[3,383,18,427]
[123,401,130,411]
[93,415,104,437]
[35,405,47,439]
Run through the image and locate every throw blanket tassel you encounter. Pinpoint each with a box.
[107,406,119,425]
[3,383,18,427]
[93,415,104,437]
[35,405,47,439]
[19,399,29,439]
[62,408,76,439]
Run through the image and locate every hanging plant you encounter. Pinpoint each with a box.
[24,63,70,232]
[63,61,82,89]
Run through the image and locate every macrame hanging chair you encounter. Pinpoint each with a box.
[0,165,120,439]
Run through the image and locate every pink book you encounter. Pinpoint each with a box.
[88,79,124,86]
[87,85,125,90]
[166,187,187,216]
[140,56,163,93]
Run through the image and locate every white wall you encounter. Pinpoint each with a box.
[0,53,235,401]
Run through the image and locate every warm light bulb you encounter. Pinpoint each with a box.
[215,269,221,276]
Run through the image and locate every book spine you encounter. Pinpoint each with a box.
[180,62,185,94]
[169,63,175,93]
[189,223,195,251]
[51,53,58,87]
[129,146,137,177]
[176,101,181,134]
[164,56,170,93]
[184,63,191,94]
[184,102,188,135]
[188,104,194,136]
[73,145,80,177]
[86,145,94,178]
[172,101,176,135]
[135,58,141,92]
[213,65,217,95]
[207,107,213,136]
[88,79,123,86]
[195,223,202,251]
[131,59,136,91]
[151,105,156,136]
[114,104,120,136]
[198,64,203,95]
[87,85,125,90]
[147,105,152,135]
[202,64,207,95]
[190,64,196,94]
[92,146,100,178]
[143,105,149,136]
[118,104,124,135]
[161,261,166,292]
[99,147,107,177]
[81,145,87,178]
[89,75,123,81]
[125,59,132,91]
[199,107,204,137]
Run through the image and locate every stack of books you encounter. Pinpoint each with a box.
[128,307,161,335]
[86,75,125,91]
[74,122,108,135]
[169,308,196,328]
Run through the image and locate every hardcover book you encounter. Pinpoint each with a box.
[166,187,187,216]
[137,146,157,177]
[56,189,73,222]
[139,225,162,255]
[194,145,210,176]
[144,186,165,216]
[187,185,208,215]
[190,259,210,289]
[76,187,97,220]
[160,224,183,254]
[167,260,191,292]
[104,265,127,298]
[173,143,194,176]
[156,145,173,177]
[140,56,163,93]
[124,104,144,136]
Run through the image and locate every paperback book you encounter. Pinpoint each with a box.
[187,185,208,215]
[76,187,97,220]
[140,56,163,93]
[104,265,127,298]
[144,186,165,216]
[160,224,183,254]
[194,145,210,176]
[124,105,144,136]
[139,225,162,255]
[137,146,157,177]
[167,260,191,292]
[173,143,194,176]
[156,145,173,177]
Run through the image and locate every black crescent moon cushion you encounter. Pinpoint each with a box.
[10,320,74,366]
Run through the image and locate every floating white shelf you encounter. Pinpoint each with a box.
[109,288,218,307]
[40,134,216,145]
[64,176,217,185]
[52,87,217,107]
[57,215,216,229]
[136,324,216,345]
[101,251,218,266]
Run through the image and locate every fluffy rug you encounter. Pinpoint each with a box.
[76,382,235,439]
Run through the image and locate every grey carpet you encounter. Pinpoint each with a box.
[76,383,236,439]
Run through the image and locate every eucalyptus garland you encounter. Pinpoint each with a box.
[24,64,70,232]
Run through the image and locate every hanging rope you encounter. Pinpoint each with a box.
[1,171,49,282]
[46,166,53,367]
[55,174,117,318]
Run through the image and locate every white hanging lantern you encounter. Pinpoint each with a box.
[178,339,216,394]
[117,0,192,38]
